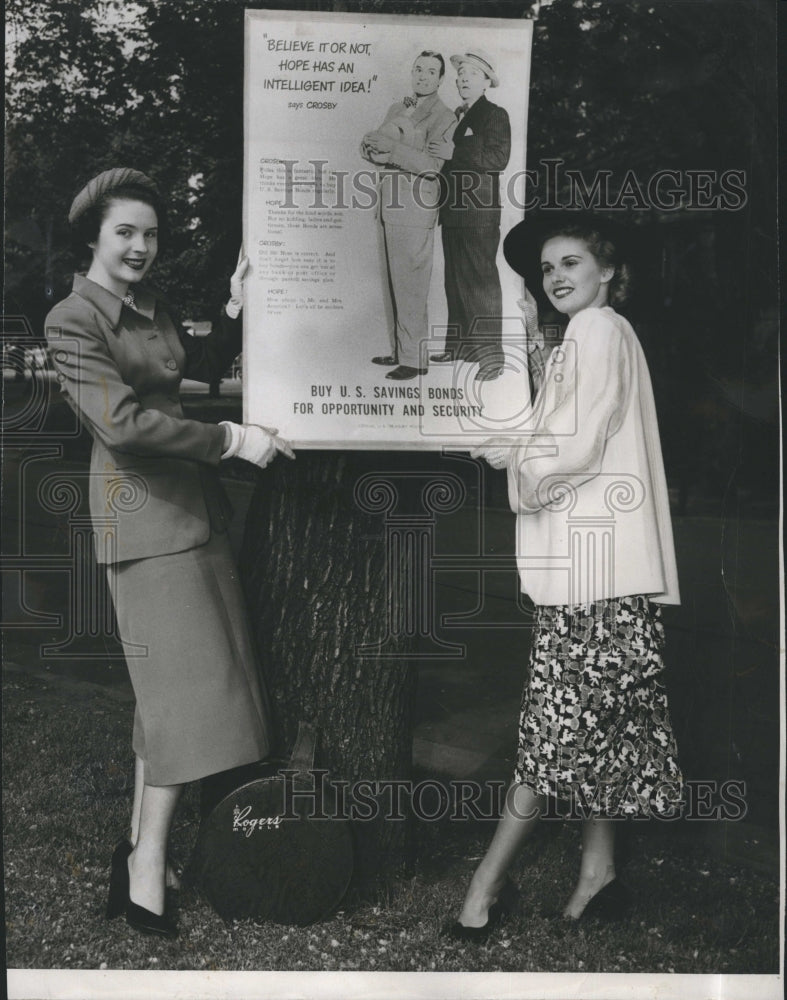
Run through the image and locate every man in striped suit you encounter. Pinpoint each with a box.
[428,50,511,381]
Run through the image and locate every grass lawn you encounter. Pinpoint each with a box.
[2,667,780,974]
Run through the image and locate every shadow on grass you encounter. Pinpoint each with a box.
[2,669,780,973]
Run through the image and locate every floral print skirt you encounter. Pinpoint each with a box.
[514,595,682,817]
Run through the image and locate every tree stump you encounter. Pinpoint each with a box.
[240,450,465,885]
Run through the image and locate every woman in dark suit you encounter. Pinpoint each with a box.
[45,168,293,939]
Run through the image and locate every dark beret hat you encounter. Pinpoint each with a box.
[68,168,158,224]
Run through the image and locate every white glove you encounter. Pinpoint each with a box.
[226,255,249,319]
[470,438,514,470]
[220,421,295,467]
[518,287,543,350]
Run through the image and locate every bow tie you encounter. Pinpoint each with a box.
[456,103,470,119]
[403,95,417,108]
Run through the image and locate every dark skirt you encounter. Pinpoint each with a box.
[515,595,682,817]
[107,531,271,786]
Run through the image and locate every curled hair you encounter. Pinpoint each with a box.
[540,220,632,307]
[70,183,166,265]
[416,50,446,78]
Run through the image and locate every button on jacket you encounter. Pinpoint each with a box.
[45,275,240,563]
[506,306,680,608]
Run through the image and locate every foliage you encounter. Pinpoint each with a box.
[5,0,777,322]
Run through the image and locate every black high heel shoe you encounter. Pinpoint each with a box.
[443,878,519,943]
[107,839,178,938]
[125,898,178,939]
[574,878,630,924]
[125,850,179,939]
[106,839,133,919]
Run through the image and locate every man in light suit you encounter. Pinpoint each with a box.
[428,49,511,381]
[361,51,456,381]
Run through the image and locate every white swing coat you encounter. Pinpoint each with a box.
[506,306,680,608]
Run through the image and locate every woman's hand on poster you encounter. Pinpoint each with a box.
[470,438,515,470]
[220,422,295,467]
[427,137,454,159]
[226,254,249,318]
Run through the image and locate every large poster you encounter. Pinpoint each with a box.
[243,9,533,448]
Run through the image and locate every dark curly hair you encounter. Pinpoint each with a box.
[539,219,632,307]
[416,50,446,77]
[71,183,166,265]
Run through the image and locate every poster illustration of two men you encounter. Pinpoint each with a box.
[243,10,533,447]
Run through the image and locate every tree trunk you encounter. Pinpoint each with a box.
[240,450,460,885]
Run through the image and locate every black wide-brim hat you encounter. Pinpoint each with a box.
[503,210,634,283]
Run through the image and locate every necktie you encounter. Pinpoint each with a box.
[456,103,470,119]
[403,95,417,108]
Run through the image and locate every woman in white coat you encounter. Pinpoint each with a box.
[445,216,683,940]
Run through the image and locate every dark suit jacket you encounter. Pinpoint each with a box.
[45,275,238,563]
[439,94,511,230]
